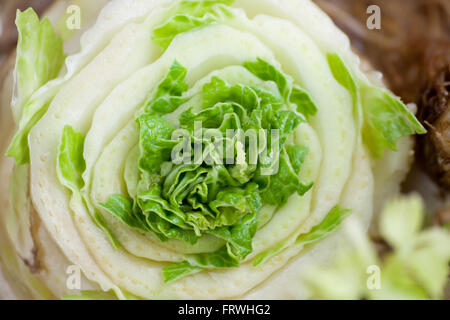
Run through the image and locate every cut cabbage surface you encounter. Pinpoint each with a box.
[0,0,424,299]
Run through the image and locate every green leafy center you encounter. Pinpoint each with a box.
[101,59,315,281]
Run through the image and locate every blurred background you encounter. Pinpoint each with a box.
[0,0,448,219]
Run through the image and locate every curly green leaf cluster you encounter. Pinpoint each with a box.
[100,59,314,281]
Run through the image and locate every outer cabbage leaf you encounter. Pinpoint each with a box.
[326,53,426,157]
[153,0,234,49]
[253,206,351,266]
[6,8,64,164]
[56,126,119,248]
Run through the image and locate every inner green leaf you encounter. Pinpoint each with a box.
[101,60,314,281]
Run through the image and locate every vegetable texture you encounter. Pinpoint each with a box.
[0,0,424,300]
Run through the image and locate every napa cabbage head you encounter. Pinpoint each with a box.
[1,0,428,300]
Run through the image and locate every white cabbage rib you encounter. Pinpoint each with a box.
[1,0,415,299]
